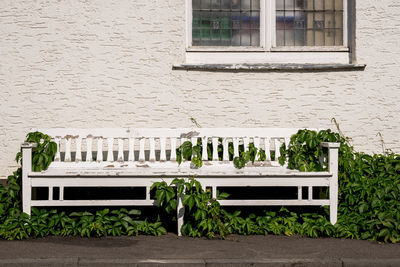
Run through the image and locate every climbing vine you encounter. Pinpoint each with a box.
[1,129,400,243]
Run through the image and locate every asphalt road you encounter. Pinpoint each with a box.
[0,234,400,266]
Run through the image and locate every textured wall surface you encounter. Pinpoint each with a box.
[1,0,400,179]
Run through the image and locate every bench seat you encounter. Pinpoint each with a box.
[29,162,331,178]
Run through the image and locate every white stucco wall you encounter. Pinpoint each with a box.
[1,0,399,179]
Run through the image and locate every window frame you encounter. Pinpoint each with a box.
[185,0,350,64]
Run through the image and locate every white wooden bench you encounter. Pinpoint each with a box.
[21,128,339,236]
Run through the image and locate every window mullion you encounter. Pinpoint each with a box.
[264,0,275,50]
[186,0,192,48]
[343,0,348,47]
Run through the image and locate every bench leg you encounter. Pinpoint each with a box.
[177,194,184,236]
[22,146,33,216]
[329,146,339,225]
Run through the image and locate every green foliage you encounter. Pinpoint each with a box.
[2,129,400,243]
[0,132,166,240]
[16,131,58,172]
[279,128,400,243]
[176,140,266,169]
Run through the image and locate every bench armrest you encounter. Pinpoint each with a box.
[21,142,37,149]
[320,142,340,148]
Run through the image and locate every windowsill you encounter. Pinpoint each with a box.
[172,63,366,72]
[187,46,350,52]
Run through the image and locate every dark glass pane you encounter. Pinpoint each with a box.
[193,0,201,10]
[211,0,220,9]
[276,0,343,46]
[192,0,260,46]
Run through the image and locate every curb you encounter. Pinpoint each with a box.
[0,258,400,266]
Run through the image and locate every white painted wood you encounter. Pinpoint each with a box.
[160,137,167,161]
[212,138,219,161]
[218,199,330,206]
[139,138,145,162]
[31,200,155,206]
[201,137,208,161]
[328,144,339,225]
[177,193,184,236]
[24,128,339,235]
[222,137,229,161]
[128,138,135,162]
[60,186,64,201]
[149,138,155,162]
[170,138,177,161]
[75,138,82,162]
[49,186,53,200]
[117,139,124,162]
[30,177,331,188]
[107,138,114,162]
[264,137,271,161]
[274,139,281,162]
[284,138,290,149]
[254,137,260,161]
[54,138,61,162]
[243,137,249,152]
[65,138,71,162]
[86,137,93,162]
[298,186,302,200]
[191,137,197,146]
[96,138,103,162]
[22,144,34,216]
[308,187,313,201]
[233,138,239,158]
[212,186,217,199]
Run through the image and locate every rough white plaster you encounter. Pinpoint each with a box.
[1,0,400,179]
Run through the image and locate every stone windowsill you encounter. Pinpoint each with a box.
[172,63,366,72]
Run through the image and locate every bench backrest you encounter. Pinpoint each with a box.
[31,128,300,165]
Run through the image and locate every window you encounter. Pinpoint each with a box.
[185,0,352,65]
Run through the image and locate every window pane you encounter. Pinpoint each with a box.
[192,0,260,46]
[276,0,344,46]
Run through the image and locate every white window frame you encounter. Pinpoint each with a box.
[185,0,350,65]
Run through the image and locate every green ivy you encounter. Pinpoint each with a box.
[1,129,400,243]
[176,140,266,169]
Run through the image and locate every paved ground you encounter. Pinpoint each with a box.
[0,234,400,266]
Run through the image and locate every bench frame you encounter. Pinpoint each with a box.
[21,128,339,236]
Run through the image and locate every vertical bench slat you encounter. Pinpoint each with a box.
[59,186,64,201]
[97,138,103,162]
[48,186,53,200]
[191,137,197,146]
[243,137,249,152]
[149,138,155,162]
[65,138,72,162]
[264,137,271,161]
[212,138,219,161]
[274,139,281,163]
[298,186,302,200]
[128,138,135,162]
[54,138,61,162]
[86,137,93,162]
[254,137,260,160]
[308,187,313,200]
[233,138,239,158]
[222,137,229,161]
[75,138,82,162]
[107,138,114,162]
[117,139,124,162]
[139,138,145,162]
[201,137,208,161]
[160,137,167,161]
[170,138,177,161]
